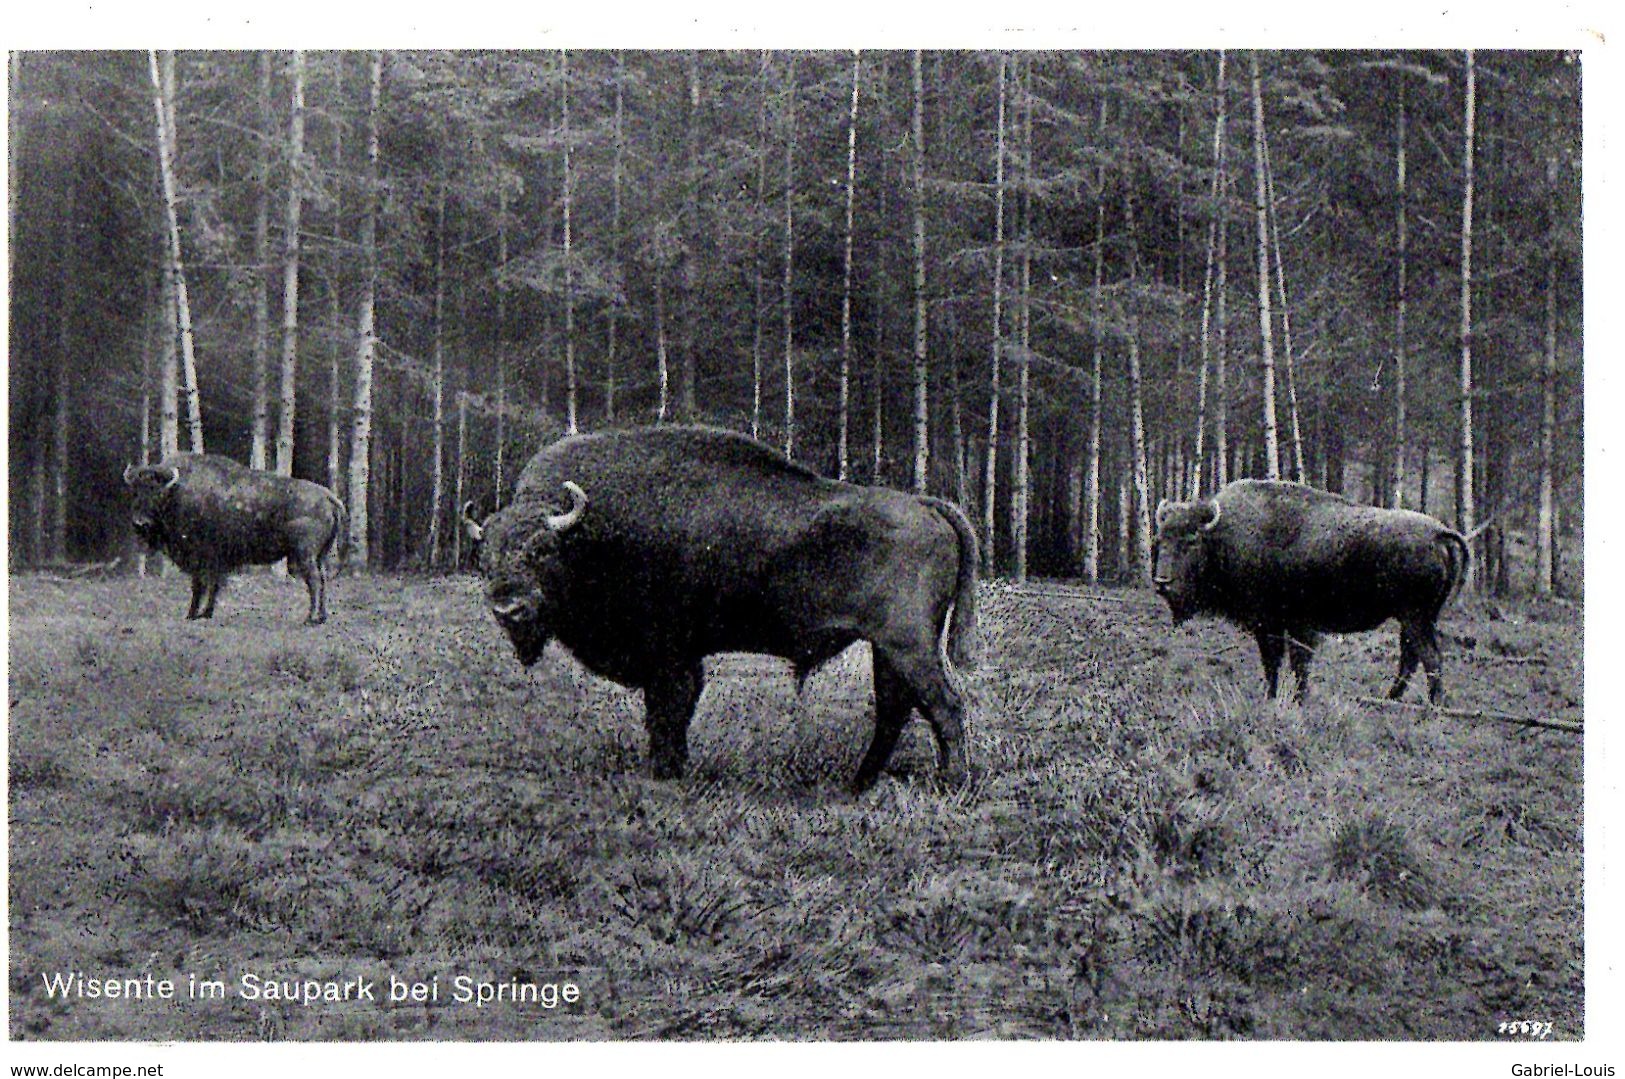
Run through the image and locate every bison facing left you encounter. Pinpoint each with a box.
[463,425,978,793]
[124,454,347,624]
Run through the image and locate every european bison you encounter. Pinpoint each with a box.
[124,454,347,624]
[462,425,979,792]
[1152,479,1470,703]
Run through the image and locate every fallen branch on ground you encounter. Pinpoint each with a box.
[1355,696,1581,735]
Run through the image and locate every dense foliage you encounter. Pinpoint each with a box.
[7,49,1582,588]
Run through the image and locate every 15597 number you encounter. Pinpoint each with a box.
[1499,1019,1554,1039]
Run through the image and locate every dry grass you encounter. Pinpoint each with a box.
[7,572,1583,1040]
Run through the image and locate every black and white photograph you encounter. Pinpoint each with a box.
[4,2,1609,1070]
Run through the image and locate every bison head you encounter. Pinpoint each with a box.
[1152,497,1222,623]
[123,463,180,549]
[467,481,588,667]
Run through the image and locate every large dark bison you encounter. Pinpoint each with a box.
[462,425,979,792]
[1152,479,1470,703]
[123,453,347,624]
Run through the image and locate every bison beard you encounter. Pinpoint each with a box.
[1153,479,1469,704]
[466,426,979,794]
[123,454,346,624]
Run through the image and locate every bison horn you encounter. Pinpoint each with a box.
[1201,499,1222,532]
[461,501,484,543]
[122,464,138,486]
[1155,498,1170,527]
[544,481,588,532]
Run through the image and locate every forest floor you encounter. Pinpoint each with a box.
[7,571,1584,1041]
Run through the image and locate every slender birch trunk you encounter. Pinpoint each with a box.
[251,52,272,470]
[1013,55,1033,582]
[1536,167,1558,595]
[327,56,345,497]
[426,163,447,568]
[781,55,798,459]
[149,50,204,453]
[1457,50,1477,546]
[347,51,382,568]
[1249,52,1280,479]
[454,388,468,570]
[982,52,1008,574]
[607,51,625,424]
[495,188,507,504]
[1262,115,1305,482]
[52,183,74,561]
[1085,99,1107,583]
[749,50,768,439]
[911,49,930,492]
[1125,188,1152,582]
[655,259,670,422]
[274,50,305,481]
[681,50,699,423]
[562,49,578,435]
[837,50,861,481]
[1392,81,1409,507]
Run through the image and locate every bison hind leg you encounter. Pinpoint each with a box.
[866,641,968,792]
[851,652,915,794]
[186,573,206,619]
[1388,623,1423,701]
[292,556,326,625]
[200,572,225,618]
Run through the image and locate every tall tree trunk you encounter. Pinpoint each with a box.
[1537,172,1558,595]
[1262,119,1305,483]
[275,50,306,480]
[749,50,768,439]
[136,276,156,576]
[781,55,798,459]
[52,183,73,562]
[681,50,700,423]
[1457,49,1477,547]
[1085,100,1107,584]
[982,52,1008,574]
[871,56,890,484]
[1249,52,1280,479]
[426,162,447,568]
[495,187,508,505]
[911,49,930,493]
[347,51,382,568]
[1191,52,1227,498]
[251,51,272,471]
[454,388,468,571]
[562,49,578,435]
[655,259,670,423]
[1215,160,1230,488]
[837,50,861,481]
[327,56,345,497]
[1125,188,1152,583]
[149,50,204,454]
[607,51,626,425]
[1392,81,1409,507]
[1013,55,1034,582]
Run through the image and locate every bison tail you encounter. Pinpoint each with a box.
[1438,529,1472,609]
[923,496,980,671]
[327,494,351,572]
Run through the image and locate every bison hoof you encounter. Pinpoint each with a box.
[648,759,685,781]
[306,615,327,626]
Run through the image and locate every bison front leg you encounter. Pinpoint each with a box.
[643,664,703,781]
[1254,629,1286,699]
[186,573,206,619]
[1287,631,1319,704]
[199,572,224,618]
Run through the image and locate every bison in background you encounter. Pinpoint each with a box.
[463,425,979,793]
[1153,479,1470,703]
[124,454,347,624]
